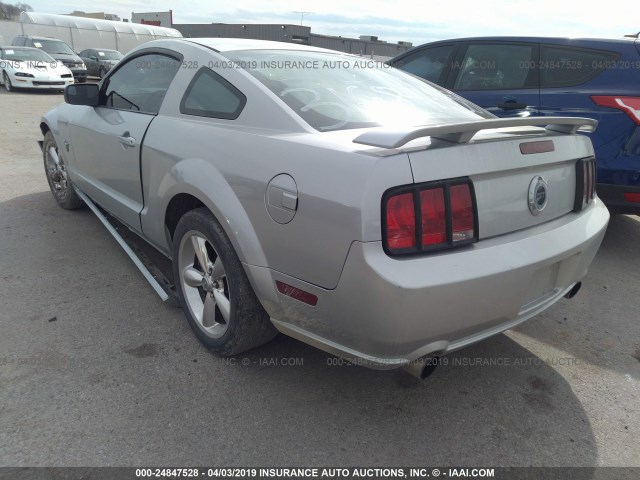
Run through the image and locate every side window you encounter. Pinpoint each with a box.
[15,37,26,46]
[180,68,246,120]
[102,53,180,114]
[454,44,536,90]
[540,46,619,88]
[394,45,455,84]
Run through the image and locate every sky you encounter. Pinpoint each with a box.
[24,0,639,46]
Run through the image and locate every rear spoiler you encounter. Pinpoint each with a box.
[352,117,598,149]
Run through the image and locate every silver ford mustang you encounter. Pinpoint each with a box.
[40,38,609,378]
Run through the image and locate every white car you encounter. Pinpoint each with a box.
[1,46,74,92]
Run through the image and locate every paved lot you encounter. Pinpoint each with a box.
[0,89,639,468]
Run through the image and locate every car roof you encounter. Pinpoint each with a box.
[1,46,42,51]
[18,35,64,41]
[183,37,341,54]
[416,36,638,46]
[83,48,119,52]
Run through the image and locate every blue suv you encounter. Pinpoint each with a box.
[391,37,640,213]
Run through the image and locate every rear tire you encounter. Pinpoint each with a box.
[43,131,84,210]
[172,208,277,355]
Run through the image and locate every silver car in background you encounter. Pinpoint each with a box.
[39,38,609,378]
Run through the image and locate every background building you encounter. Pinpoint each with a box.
[131,11,173,28]
[173,23,412,59]
[65,11,121,22]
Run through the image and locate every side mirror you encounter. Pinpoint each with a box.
[90,56,97,61]
[64,84,99,106]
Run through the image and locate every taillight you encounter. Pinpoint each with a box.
[591,96,640,125]
[383,179,478,256]
[574,157,596,211]
[624,192,640,203]
[420,188,446,247]
[386,192,416,250]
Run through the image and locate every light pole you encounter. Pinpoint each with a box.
[293,11,312,26]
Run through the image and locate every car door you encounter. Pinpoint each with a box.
[538,44,620,131]
[80,49,96,76]
[448,42,540,117]
[68,51,181,231]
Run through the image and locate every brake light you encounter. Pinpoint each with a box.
[420,188,446,246]
[383,179,477,255]
[591,96,640,125]
[386,192,417,250]
[574,157,596,211]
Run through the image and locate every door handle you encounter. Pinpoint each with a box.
[118,132,136,147]
[497,102,527,110]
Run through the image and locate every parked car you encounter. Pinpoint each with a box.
[79,48,123,78]
[39,38,608,378]
[0,46,74,92]
[391,36,640,213]
[11,35,87,83]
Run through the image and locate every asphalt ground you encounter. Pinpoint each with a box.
[0,88,639,469]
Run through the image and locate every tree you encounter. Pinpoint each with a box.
[0,1,33,21]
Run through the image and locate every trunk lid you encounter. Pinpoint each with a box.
[406,129,594,238]
[352,117,597,240]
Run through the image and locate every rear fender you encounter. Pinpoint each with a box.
[142,157,269,268]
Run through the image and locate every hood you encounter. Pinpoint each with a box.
[47,52,84,65]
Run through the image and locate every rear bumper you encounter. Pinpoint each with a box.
[597,183,640,214]
[251,200,609,369]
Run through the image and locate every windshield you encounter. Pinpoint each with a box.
[2,48,56,62]
[98,50,123,60]
[226,50,492,132]
[33,39,75,55]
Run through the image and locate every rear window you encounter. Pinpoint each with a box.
[540,46,620,88]
[226,50,489,132]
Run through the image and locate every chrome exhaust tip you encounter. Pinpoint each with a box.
[402,356,440,380]
[564,282,582,299]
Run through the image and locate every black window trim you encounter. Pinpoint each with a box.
[99,47,184,116]
[179,66,247,120]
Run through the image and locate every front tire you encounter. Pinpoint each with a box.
[3,72,13,92]
[172,208,277,355]
[43,131,84,209]
[98,67,105,79]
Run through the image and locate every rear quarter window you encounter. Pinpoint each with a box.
[180,68,246,120]
[540,46,620,87]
